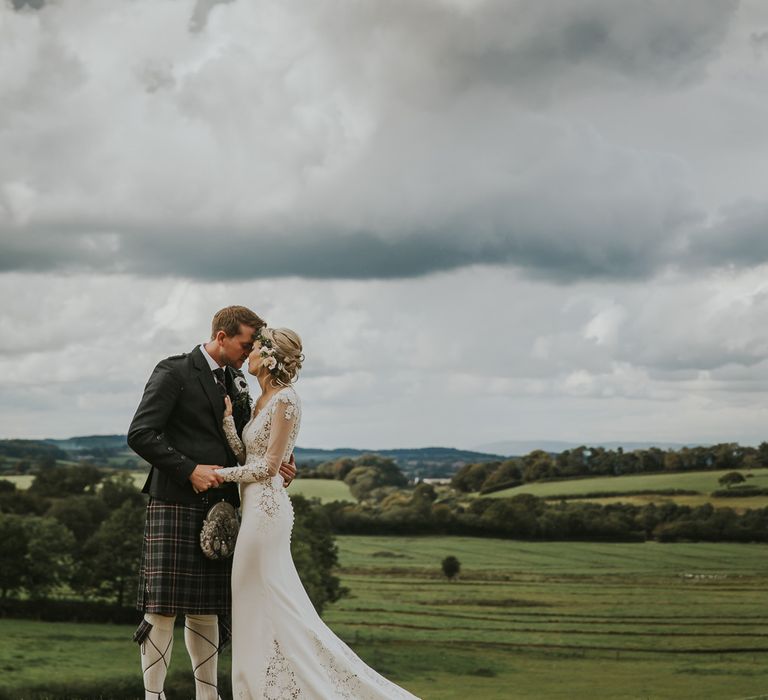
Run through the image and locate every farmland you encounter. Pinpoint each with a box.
[2,472,355,503]
[2,536,767,699]
[487,467,768,510]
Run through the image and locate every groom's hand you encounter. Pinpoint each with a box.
[190,464,224,493]
[279,454,296,488]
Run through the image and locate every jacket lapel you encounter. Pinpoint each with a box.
[191,346,226,434]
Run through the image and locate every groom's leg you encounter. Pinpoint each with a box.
[134,613,175,700]
[184,614,220,700]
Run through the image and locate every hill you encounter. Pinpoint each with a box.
[44,435,129,451]
[295,446,504,477]
[476,439,702,456]
[487,467,768,510]
[0,436,504,479]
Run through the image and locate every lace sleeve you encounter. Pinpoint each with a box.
[217,394,298,483]
[222,415,246,465]
[216,456,271,482]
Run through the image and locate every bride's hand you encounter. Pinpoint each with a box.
[223,395,233,417]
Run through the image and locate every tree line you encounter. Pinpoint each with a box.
[297,454,768,543]
[320,488,768,543]
[0,466,344,617]
[449,442,768,494]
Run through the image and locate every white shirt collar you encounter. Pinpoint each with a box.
[199,343,223,372]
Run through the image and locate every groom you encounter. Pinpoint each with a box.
[128,305,296,699]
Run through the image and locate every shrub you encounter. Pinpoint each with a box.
[442,555,461,580]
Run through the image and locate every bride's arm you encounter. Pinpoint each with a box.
[217,398,297,483]
[222,403,246,465]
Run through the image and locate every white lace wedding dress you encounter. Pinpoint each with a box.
[218,386,420,699]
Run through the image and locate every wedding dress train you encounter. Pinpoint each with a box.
[218,387,420,699]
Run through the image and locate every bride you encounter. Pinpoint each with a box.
[217,327,420,699]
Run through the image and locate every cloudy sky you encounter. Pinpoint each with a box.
[2,0,768,451]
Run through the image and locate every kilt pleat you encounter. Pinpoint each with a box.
[137,498,232,615]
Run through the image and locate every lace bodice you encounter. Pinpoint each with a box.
[218,387,301,483]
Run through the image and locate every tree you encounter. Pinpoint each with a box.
[47,495,110,542]
[24,517,76,598]
[0,514,28,597]
[74,501,145,606]
[289,496,347,614]
[441,555,461,580]
[14,459,32,474]
[100,472,145,509]
[412,482,437,503]
[718,471,746,489]
[344,456,407,500]
[30,463,104,497]
[521,450,557,483]
[0,514,74,599]
[450,462,498,492]
[480,460,523,492]
[0,489,49,516]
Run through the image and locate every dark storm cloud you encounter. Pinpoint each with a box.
[0,0,756,283]
[11,0,44,10]
[349,0,739,95]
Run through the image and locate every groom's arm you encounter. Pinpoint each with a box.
[127,359,197,486]
[279,454,296,487]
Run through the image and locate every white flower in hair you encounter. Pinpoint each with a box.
[263,356,278,370]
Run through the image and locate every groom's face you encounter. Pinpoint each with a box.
[219,324,257,369]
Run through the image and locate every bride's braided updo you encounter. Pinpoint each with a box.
[258,327,304,386]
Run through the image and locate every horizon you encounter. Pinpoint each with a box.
[3,431,744,456]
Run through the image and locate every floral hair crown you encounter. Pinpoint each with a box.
[258,327,286,378]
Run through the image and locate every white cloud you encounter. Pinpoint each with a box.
[2,265,768,447]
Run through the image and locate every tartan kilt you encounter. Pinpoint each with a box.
[136,498,232,615]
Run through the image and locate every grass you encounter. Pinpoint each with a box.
[328,537,768,699]
[289,478,353,503]
[0,619,225,698]
[132,473,354,503]
[1,474,35,489]
[2,473,354,504]
[2,536,767,698]
[487,467,768,510]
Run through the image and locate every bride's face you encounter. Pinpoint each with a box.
[247,342,264,376]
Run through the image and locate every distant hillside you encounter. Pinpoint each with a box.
[295,445,503,463]
[295,446,505,477]
[0,435,503,479]
[476,439,704,457]
[44,435,129,451]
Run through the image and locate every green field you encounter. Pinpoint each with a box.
[488,467,768,510]
[11,466,767,512]
[2,536,768,699]
[289,477,353,502]
[1,474,35,489]
[125,472,354,503]
[1,473,354,504]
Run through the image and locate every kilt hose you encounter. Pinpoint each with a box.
[137,498,232,617]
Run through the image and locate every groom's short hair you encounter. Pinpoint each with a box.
[211,306,265,340]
